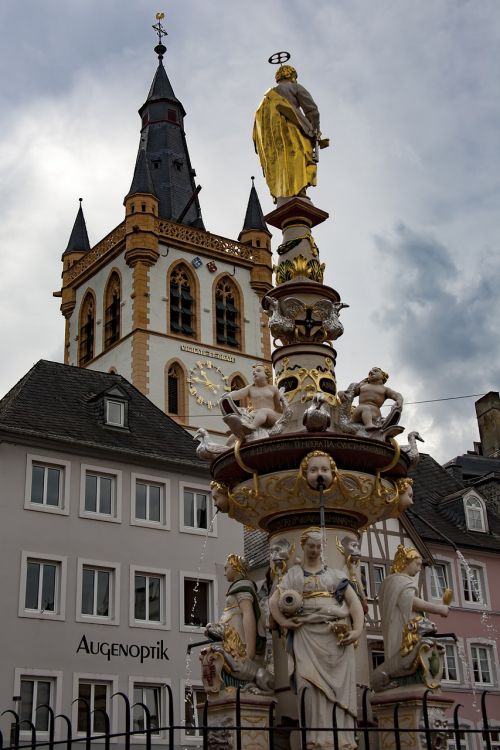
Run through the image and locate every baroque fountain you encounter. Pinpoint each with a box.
[195,54,453,750]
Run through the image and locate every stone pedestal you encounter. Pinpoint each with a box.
[370,688,454,750]
[203,692,277,750]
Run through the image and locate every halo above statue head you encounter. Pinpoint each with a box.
[226,553,248,578]
[391,544,421,574]
[268,51,296,83]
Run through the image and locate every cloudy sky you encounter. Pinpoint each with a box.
[0,0,498,462]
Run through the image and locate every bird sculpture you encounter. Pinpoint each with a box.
[193,428,229,461]
[302,392,331,432]
[401,431,424,468]
[311,300,349,342]
[263,295,303,344]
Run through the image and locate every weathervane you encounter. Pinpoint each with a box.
[152,12,167,59]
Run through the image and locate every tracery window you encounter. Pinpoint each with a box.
[78,292,95,365]
[230,375,247,408]
[169,264,195,337]
[104,272,121,350]
[215,277,240,348]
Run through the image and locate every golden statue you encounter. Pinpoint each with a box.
[253,64,329,202]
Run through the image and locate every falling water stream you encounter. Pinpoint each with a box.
[454,548,498,712]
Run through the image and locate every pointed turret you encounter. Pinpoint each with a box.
[239,178,273,299]
[132,40,204,228]
[240,177,269,236]
[126,148,156,199]
[63,199,91,256]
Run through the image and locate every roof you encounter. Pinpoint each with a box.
[408,453,500,553]
[0,360,207,473]
[244,528,270,570]
[240,181,269,236]
[126,148,156,199]
[63,203,91,255]
[135,59,204,228]
[444,452,500,479]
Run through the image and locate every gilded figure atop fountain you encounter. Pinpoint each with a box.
[253,63,329,202]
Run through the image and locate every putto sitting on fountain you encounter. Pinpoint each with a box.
[336,366,404,440]
[269,528,364,750]
[372,545,451,693]
[220,363,292,442]
[200,554,272,695]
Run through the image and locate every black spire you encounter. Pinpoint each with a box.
[64,199,91,255]
[241,177,269,233]
[133,31,204,229]
[126,148,156,198]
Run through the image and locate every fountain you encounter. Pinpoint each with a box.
[194,53,454,750]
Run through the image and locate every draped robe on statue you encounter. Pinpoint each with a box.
[378,573,418,661]
[279,565,357,750]
[253,79,320,200]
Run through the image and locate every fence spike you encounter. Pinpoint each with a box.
[422,689,432,750]
[54,713,72,750]
[481,691,492,750]
[393,702,402,750]
[165,684,174,750]
[299,688,307,750]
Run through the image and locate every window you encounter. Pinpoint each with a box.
[182,683,205,739]
[19,552,66,620]
[169,264,195,337]
[461,563,486,604]
[131,474,169,529]
[77,680,110,733]
[75,559,120,624]
[103,272,121,350]
[470,644,494,686]
[464,494,487,532]
[442,643,460,682]
[373,565,386,595]
[80,465,122,523]
[20,678,53,731]
[359,562,371,599]
[180,573,215,631]
[429,563,450,599]
[215,277,240,348]
[130,566,170,629]
[487,729,500,750]
[25,454,70,515]
[370,650,385,671]
[133,685,161,734]
[167,363,181,415]
[14,670,62,734]
[78,291,96,365]
[106,399,125,427]
[180,483,216,535]
[447,727,472,750]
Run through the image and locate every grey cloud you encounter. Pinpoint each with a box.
[375,223,500,395]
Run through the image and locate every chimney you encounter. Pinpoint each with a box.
[475,391,500,458]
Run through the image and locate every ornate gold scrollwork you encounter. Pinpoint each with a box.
[274,254,325,284]
[276,357,337,405]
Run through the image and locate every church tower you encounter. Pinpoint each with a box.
[56,26,272,436]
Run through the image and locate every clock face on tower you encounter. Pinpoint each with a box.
[187,360,231,410]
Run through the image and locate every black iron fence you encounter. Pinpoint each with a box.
[1,688,497,750]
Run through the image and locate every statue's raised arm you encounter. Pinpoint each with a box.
[253,62,329,202]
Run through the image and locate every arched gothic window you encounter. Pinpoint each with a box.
[169,264,195,337]
[165,361,186,422]
[464,494,487,532]
[104,272,121,350]
[78,292,95,365]
[215,277,240,348]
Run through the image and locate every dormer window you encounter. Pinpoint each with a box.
[464,493,488,532]
[105,398,126,428]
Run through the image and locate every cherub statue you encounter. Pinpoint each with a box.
[253,63,329,203]
[220,364,291,441]
[372,545,451,692]
[336,367,404,439]
[200,554,273,695]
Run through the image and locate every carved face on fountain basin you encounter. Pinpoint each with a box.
[305,454,334,490]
